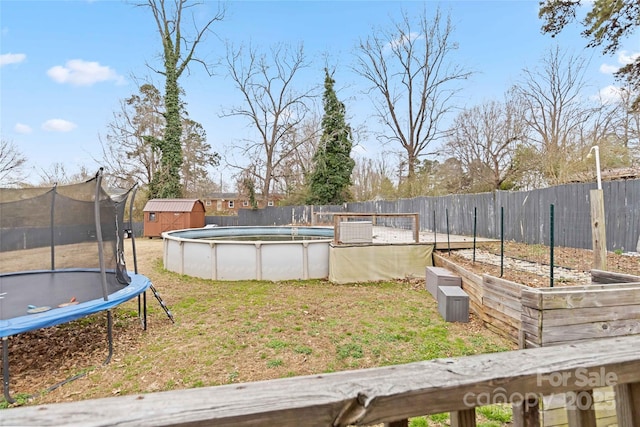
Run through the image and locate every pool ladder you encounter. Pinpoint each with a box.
[139,283,175,329]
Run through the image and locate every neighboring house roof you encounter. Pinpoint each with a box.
[569,166,640,184]
[205,192,239,199]
[204,192,285,200]
[143,199,204,212]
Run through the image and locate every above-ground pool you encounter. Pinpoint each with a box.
[162,226,334,281]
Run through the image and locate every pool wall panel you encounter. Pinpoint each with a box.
[183,242,213,279]
[216,244,261,280]
[261,244,304,280]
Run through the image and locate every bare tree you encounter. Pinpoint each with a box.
[351,154,397,201]
[181,118,220,197]
[511,46,594,185]
[276,113,322,202]
[444,98,526,191]
[353,7,472,190]
[37,163,93,186]
[223,42,314,198]
[99,83,164,189]
[539,0,640,110]
[612,87,640,162]
[0,138,27,186]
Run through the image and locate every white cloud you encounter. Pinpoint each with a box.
[42,119,77,132]
[0,53,26,66]
[385,32,423,52]
[593,85,623,104]
[618,50,640,65]
[600,50,640,76]
[46,59,125,86]
[599,63,618,74]
[14,123,32,134]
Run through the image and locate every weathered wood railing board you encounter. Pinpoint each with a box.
[591,269,640,284]
[522,286,640,311]
[521,285,640,347]
[542,318,640,346]
[478,275,524,342]
[537,304,640,327]
[481,295,521,322]
[3,336,640,427]
[483,275,527,299]
[481,299,521,341]
[527,281,640,293]
[520,312,542,347]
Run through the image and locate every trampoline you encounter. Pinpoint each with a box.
[0,168,169,404]
[0,270,150,338]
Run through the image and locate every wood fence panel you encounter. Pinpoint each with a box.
[537,288,640,310]
[540,305,640,327]
[231,180,640,253]
[481,275,525,342]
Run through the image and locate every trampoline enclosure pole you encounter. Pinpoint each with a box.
[93,168,108,301]
[129,184,139,274]
[50,185,57,270]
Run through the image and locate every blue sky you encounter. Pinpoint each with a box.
[1,0,638,186]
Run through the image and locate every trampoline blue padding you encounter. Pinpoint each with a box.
[0,270,151,338]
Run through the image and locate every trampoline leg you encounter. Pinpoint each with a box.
[104,311,113,365]
[2,337,15,404]
[143,291,148,330]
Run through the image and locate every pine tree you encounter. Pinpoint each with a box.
[306,70,355,205]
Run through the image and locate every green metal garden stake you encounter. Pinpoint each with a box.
[550,204,554,288]
[500,206,504,278]
[473,207,477,264]
[446,208,451,256]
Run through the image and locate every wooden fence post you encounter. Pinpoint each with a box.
[512,398,540,427]
[450,409,476,427]
[589,189,607,271]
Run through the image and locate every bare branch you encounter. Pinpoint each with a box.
[222,42,315,197]
[353,7,472,183]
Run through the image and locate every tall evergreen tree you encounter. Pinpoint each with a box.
[306,70,355,205]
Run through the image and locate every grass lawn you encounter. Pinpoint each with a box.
[2,239,516,425]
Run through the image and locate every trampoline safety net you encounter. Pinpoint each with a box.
[0,169,132,284]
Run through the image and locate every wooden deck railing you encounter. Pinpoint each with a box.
[3,335,640,426]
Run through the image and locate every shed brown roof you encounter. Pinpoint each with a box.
[143,199,203,212]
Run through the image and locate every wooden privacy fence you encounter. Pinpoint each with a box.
[222,179,640,253]
[3,335,640,427]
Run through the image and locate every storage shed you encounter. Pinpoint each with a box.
[143,199,205,238]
